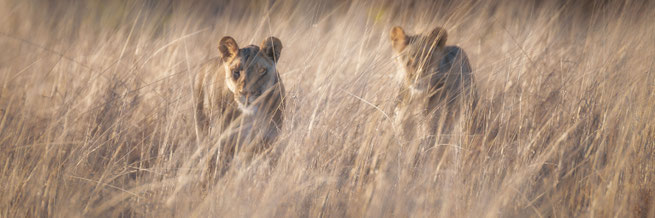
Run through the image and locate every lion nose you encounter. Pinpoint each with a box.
[240,91,252,97]
[240,91,260,97]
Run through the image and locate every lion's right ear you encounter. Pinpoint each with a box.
[218,36,239,61]
[428,27,448,48]
[390,26,408,52]
[260,36,283,63]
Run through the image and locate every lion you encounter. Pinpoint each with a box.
[389,26,477,142]
[194,36,285,170]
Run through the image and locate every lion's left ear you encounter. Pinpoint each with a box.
[218,36,239,61]
[390,26,408,52]
[260,37,283,63]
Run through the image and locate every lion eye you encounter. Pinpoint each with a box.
[232,70,240,79]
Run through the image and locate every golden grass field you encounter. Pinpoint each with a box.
[1,0,654,217]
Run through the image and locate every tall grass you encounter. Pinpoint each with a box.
[1,0,654,217]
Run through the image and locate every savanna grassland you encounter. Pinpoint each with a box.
[1,0,654,217]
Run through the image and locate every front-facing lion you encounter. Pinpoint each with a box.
[195,36,285,161]
[390,26,477,142]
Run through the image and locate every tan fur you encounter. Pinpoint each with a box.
[195,36,286,163]
[390,26,477,140]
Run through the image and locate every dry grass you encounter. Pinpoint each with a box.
[1,0,654,217]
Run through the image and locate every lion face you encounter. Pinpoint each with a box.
[390,26,448,92]
[218,36,283,114]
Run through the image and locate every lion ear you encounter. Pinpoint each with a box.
[218,36,239,61]
[428,27,448,48]
[260,37,283,63]
[390,26,408,52]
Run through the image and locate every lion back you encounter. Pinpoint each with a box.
[437,46,475,104]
